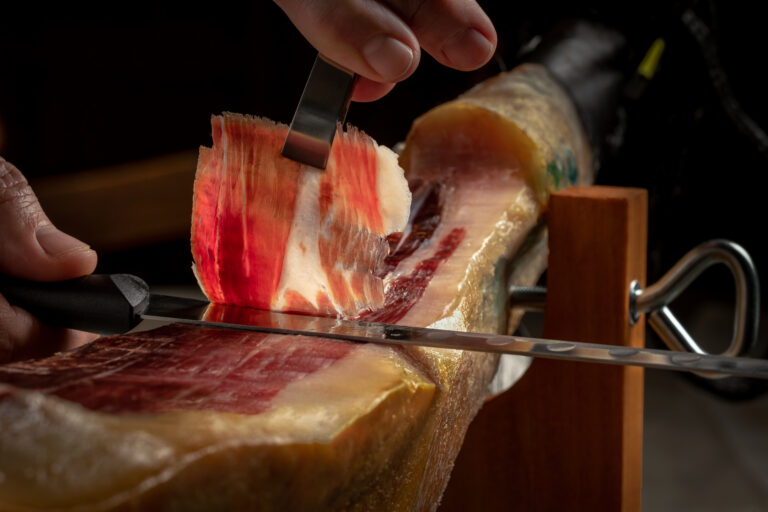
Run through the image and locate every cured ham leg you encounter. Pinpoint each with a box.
[0,64,592,511]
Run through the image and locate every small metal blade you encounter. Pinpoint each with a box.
[281,54,356,169]
[143,296,768,380]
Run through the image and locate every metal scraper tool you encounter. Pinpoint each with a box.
[281,54,357,169]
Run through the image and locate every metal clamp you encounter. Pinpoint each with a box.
[510,239,762,379]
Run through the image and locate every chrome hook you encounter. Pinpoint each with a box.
[629,240,761,378]
[510,239,762,379]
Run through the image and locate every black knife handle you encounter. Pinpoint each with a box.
[0,273,150,335]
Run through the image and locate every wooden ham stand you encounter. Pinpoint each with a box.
[440,186,648,511]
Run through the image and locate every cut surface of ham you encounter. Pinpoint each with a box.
[0,326,434,511]
[192,113,411,318]
[0,64,592,511]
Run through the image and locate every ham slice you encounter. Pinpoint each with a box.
[191,113,411,318]
[0,64,592,511]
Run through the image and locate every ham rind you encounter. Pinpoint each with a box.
[0,64,592,511]
[191,113,411,317]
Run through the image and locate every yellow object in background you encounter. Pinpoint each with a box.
[639,38,666,80]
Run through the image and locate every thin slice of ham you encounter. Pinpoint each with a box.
[192,113,410,318]
[0,64,592,511]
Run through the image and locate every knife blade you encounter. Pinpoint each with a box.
[2,273,767,379]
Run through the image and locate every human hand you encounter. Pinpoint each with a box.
[0,157,98,363]
[274,0,497,101]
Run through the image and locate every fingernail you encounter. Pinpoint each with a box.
[36,225,91,257]
[363,36,414,81]
[442,28,494,70]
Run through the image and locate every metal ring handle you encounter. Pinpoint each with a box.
[510,240,761,379]
[629,240,761,378]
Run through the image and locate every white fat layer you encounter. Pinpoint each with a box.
[261,343,428,441]
[273,169,338,311]
[376,146,411,234]
[398,170,538,327]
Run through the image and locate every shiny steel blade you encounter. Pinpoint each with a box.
[143,296,768,379]
[281,54,356,169]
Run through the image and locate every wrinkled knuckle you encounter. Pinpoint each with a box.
[0,157,28,188]
[0,157,35,208]
[0,157,43,231]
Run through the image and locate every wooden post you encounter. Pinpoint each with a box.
[439,186,647,511]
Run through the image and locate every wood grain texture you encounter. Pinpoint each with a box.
[439,186,647,511]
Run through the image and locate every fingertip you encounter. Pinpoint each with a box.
[351,79,396,102]
[471,6,498,48]
[62,329,99,352]
[441,27,495,71]
[35,225,89,257]
[63,247,99,277]
[35,225,98,278]
[362,35,418,82]
[406,0,497,71]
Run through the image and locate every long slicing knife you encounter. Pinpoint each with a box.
[1,273,768,379]
[281,54,357,169]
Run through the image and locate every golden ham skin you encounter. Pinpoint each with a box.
[0,64,591,511]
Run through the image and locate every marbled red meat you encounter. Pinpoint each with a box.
[0,326,354,415]
[360,227,466,325]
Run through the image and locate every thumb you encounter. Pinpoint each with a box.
[0,156,98,362]
[0,157,97,281]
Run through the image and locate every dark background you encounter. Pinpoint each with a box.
[1,1,766,345]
